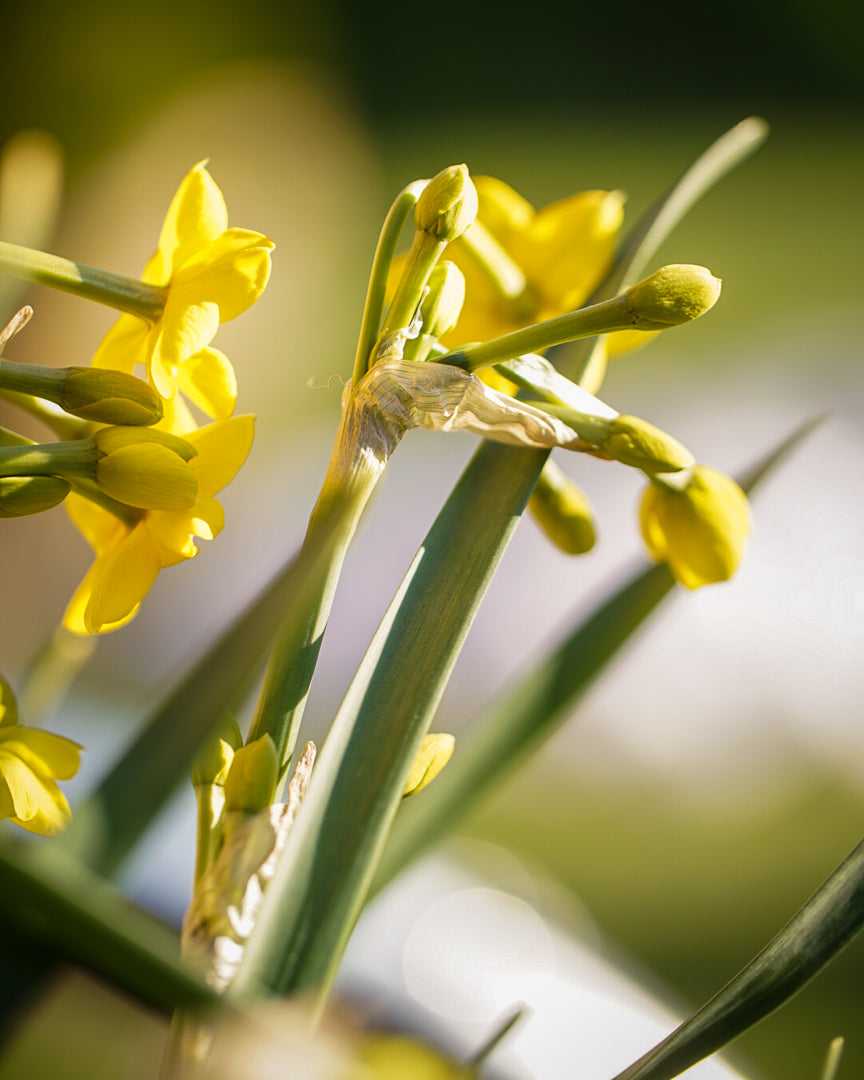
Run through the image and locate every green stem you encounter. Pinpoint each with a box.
[245,394,392,775]
[0,438,94,479]
[454,220,533,308]
[351,181,426,384]
[0,240,166,322]
[440,291,637,372]
[371,229,447,364]
[0,387,89,440]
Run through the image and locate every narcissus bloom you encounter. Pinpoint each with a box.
[445,176,625,345]
[63,414,254,634]
[0,676,81,836]
[92,161,273,420]
[640,465,750,589]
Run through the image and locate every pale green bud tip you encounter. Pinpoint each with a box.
[224,735,279,813]
[0,674,18,726]
[528,463,595,555]
[421,261,465,339]
[415,165,478,242]
[641,465,750,589]
[191,717,243,787]
[61,368,163,426]
[602,415,695,474]
[625,265,721,330]
[402,733,455,797]
[0,475,70,517]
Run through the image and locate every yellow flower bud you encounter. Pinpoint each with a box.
[402,733,455,797]
[624,264,721,330]
[415,165,478,242]
[95,441,198,510]
[0,474,70,517]
[224,734,279,814]
[528,461,595,555]
[60,367,163,425]
[420,261,466,340]
[601,415,694,474]
[640,465,750,588]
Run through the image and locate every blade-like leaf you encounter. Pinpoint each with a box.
[0,839,224,1017]
[609,838,864,1080]
[374,417,820,892]
[228,442,548,1003]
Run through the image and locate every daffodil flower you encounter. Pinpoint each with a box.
[0,675,81,836]
[640,465,751,588]
[63,413,255,634]
[91,162,273,421]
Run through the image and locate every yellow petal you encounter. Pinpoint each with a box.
[174,228,274,322]
[185,414,255,498]
[84,522,162,632]
[150,161,227,283]
[0,727,82,781]
[65,492,129,555]
[512,189,624,311]
[91,312,150,373]
[176,346,237,420]
[473,175,535,240]
[145,498,224,564]
[0,750,72,835]
[149,295,220,396]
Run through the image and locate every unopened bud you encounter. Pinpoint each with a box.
[415,165,478,242]
[602,415,694,474]
[192,716,243,787]
[95,441,198,510]
[224,734,279,814]
[402,733,455,797]
[528,461,595,555]
[0,474,70,517]
[420,261,465,340]
[61,367,163,425]
[641,465,750,588]
[625,265,721,330]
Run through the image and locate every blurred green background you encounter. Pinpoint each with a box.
[0,0,863,1078]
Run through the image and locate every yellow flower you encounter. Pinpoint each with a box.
[0,675,81,836]
[63,414,255,634]
[445,175,625,345]
[640,465,750,589]
[92,161,273,421]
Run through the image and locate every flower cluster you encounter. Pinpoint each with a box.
[377,165,750,588]
[0,162,272,632]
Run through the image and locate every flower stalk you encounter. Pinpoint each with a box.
[0,239,167,322]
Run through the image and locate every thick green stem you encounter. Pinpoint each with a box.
[0,240,166,322]
[245,394,395,775]
[0,438,94,479]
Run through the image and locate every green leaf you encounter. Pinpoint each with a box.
[0,839,224,1017]
[609,839,864,1080]
[228,441,548,1003]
